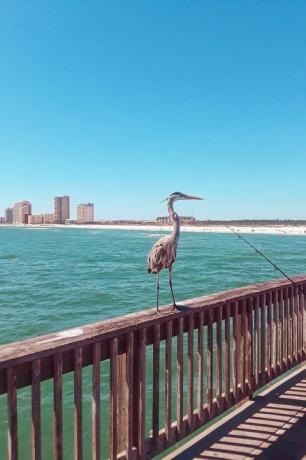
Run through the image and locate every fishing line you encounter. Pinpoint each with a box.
[223,223,301,291]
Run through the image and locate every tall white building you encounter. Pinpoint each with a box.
[77,203,94,224]
[54,196,70,223]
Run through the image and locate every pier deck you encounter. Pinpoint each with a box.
[166,364,306,460]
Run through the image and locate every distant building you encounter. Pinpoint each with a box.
[0,217,5,223]
[43,213,54,224]
[5,208,13,224]
[77,203,94,224]
[28,214,43,225]
[156,216,196,225]
[12,201,32,224]
[54,195,70,223]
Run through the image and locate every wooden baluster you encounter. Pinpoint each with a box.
[7,367,18,460]
[110,338,118,460]
[247,299,253,393]
[126,333,134,460]
[267,292,272,381]
[216,306,223,410]
[284,287,289,369]
[92,343,101,460]
[165,321,172,446]
[293,287,298,364]
[176,317,184,440]
[303,284,306,358]
[233,302,239,400]
[197,311,204,424]
[260,294,266,386]
[187,315,194,431]
[135,329,146,459]
[54,353,63,460]
[254,296,260,389]
[272,291,278,375]
[298,285,303,361]
[152,325,160,450]
[207,309,213,417]
[279,289,284,372]
[74,347,83,460]
[289,286,294,365]
[274,291,280,375]
[225,304,231,407]
[32,359,41,460]
[242,300,247,396]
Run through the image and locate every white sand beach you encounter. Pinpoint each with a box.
[3,223,306,236]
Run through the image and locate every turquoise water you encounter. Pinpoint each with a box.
[0,227,306,459]
[1,227,306,344]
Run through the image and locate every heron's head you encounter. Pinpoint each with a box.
[167,192,203,203]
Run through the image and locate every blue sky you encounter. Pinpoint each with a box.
[0,1,305,220]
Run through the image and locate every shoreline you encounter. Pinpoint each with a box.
[1,223,306,236]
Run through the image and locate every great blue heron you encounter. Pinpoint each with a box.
[147,192,203,313]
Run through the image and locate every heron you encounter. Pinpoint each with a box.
[147,192,203,313]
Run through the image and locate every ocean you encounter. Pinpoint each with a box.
[0,226,305,458]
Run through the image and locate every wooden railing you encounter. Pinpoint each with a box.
[0,275,306,460]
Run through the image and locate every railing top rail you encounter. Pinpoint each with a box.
[1,274,306,368]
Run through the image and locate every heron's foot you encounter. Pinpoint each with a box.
[171,303,179,311]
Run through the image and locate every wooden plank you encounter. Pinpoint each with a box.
[267,292,272,380]
[126,333,134,460]
[31,359,41,460]
[233,302,239,399]
[176,317,184,439]
[224,304,230,406]
[260,294,266,386]
[92,342,101,460]
[110,338,118,460]
[165,321,172,445]
[74,347,83,460]
[216,306,222,409]
[7,367,18,460]
[54,353,63,460]
[137,329,146,459]
[152,324,160,449]
[207,309,213,417]
[197,311,204,424]
[187,315,194,431]
[254,296,260,388]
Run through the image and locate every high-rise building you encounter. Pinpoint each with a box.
[12,201,32,224]
[54,195,70,223]
[77,203,94,224]
[5,208,13,224]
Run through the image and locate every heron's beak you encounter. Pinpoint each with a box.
[183,194,203,200]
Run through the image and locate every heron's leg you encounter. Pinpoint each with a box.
[169,268,177,309]
[156,273,161,313]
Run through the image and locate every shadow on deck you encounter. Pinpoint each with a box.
[166,365,306,460]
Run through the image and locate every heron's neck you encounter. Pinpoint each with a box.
[167,200,180,240]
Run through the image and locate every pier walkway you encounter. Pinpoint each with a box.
[0,275,305,459]
[165,364,306,460]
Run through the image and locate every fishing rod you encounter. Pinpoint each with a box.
[223,223,301,291]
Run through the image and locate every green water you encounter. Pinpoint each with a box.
[0,227,305,458]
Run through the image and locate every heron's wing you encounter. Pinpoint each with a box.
[147,236,175,272]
